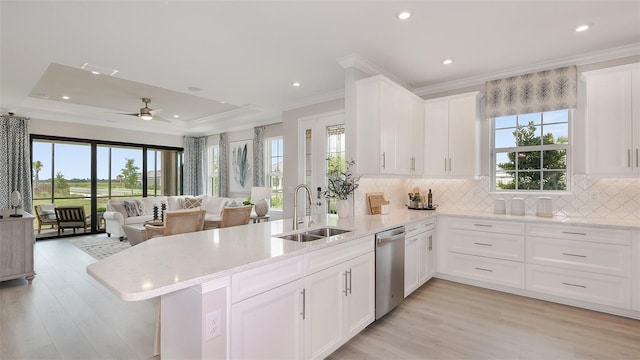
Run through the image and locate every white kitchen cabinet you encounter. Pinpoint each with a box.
[304,252,374,360]
[0,210,35,283]
[584,63,640,177]
[424,92,480,177]
[356,74,425,176]
[231,278,305,359]
[405,219,437,297]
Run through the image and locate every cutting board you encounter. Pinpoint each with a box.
[367,193,389,215]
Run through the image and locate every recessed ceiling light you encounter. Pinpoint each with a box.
[220,101,225,104]
[575,24,590,32]
[397,11,412,20]
[442,58,454,65]
[173,115,180,118]
[90,71,100,75]
[62,95,71,100]
[292,82,301,87]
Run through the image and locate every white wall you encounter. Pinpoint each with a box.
[29,118,183,147]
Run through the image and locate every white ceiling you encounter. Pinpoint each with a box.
[1,1,639,136]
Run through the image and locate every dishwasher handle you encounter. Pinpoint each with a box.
[377,232,405,246]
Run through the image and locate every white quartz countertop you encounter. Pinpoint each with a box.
[87,210,437,301]
[87,208,638,302]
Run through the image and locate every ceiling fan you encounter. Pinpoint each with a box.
[121,98,169,122]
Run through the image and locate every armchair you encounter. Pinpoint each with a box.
[219,206,252,228]
[145,209,206,240]
[55,206,89,236]
[35,203,57,234]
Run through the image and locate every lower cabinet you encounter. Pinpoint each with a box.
[405,220,437,297]
[304,252,375,360]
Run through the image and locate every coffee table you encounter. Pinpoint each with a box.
[122,223,148,246]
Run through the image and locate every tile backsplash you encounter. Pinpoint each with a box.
[355,175,640,220]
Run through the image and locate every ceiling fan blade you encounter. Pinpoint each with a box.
[150,107,164,115]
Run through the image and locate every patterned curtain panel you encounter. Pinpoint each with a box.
[0,116,33,213]
[253,126,265,186]
[219,133,228,197]
[485,65,577,118]
[183,136,207,196]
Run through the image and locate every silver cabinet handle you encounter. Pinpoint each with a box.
[474,242,493,247]
[410,156,415,171]
[562,252,587,258]
[343,271,348,296]
[474,267,493,272]
[636,148,639,168]
[409,236,419,243]
[628,149,632,168]
[300,289,306,319]
[448,158,452,172]
[474,223,493,227]
[428,235,433,251]
[348,269,352,295]
[562,231,587,236]
[444,158,447,172]
[382,152,386,169]
[562,282,587,289]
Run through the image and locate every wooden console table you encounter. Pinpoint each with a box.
[0,209,36,284]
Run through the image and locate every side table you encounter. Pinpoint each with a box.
[251,214,270,223]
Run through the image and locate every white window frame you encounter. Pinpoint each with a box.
[265,136,283,211]
[491,110,572,193]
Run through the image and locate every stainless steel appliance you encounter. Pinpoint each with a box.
[375,226,405,319]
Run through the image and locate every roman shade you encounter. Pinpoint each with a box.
[485,65,577,118]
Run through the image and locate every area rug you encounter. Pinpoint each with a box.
[68,237,131,260]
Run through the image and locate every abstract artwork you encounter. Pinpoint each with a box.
[229,140,253,193]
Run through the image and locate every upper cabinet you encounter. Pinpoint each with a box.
[584,63,640,177]
[424,92,480,178]
[356,75,425,176]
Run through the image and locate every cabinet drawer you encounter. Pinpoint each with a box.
[232,256,305,303]
[448,217,524,235]
[305,236,374,275]
[449,229,524,261]
[526,264,631,309]
[526,223,631,246]
[527,236,630,277]
[448,253,524,289]
[406,219,436,238]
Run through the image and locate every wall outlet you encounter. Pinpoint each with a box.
[205,309,222,341]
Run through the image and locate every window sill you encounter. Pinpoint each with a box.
[489,191,573,196]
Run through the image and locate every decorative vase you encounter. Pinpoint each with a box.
[337,199,350,218]
[254,198,269,216]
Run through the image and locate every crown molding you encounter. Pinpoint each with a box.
[336,53,409,88]
[413,43,640,96]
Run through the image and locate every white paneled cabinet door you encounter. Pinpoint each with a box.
[424,100,450,176]
[304,263,345,360]
[410,96,425,175]
[231,278,305,360]
[345,252,375,339]
[379,80,400,174]
[421,229,436,283]
[404,234,421,296]
[448,95,478,176]
[585,63,640,176]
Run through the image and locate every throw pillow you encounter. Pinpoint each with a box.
[111,203,129,218]
[124,200,139,217]
[183,197,202,209]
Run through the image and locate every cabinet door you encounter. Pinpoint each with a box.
[231,278,305,360]
[304,263,345,360]
[633,68,640,172]
[404,234,421,296]
[344,252,375,339]
[0,219,31,280]
[586,69,634,175]
[380,81,399,174]
[447,94,478,176]
[410,96,425,174]
[424,100,450,176]
[420,230,436,284]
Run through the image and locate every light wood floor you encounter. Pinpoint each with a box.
[2,236,639,360]
[328,279,640,360]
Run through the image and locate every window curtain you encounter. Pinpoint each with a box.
[253,126,265,186]
[183,136,207,195]
[0,115,32,213]
[219,133,228,197]
[485,65,577,118]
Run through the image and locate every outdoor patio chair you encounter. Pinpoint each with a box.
[55,206,89,236]
[35,203,57,234]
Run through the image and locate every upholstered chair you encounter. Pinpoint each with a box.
[219,206,252,228]
[145,209,206,240]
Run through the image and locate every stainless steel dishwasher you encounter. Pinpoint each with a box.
[375,226,405,319]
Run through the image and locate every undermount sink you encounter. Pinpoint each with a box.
[276,227,353,242]
[304,227,351,237]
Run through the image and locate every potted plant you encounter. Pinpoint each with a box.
[322,158,360,217]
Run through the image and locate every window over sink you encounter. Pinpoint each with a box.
[491,109,571,192]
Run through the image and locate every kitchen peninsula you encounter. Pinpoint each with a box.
[88,209,640,359]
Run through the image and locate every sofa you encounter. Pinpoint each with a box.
[104,195,244,240]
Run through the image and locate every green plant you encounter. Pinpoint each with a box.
[242,197,254,206]
[323,159,360,200]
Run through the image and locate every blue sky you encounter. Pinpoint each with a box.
[32,142,145,180]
